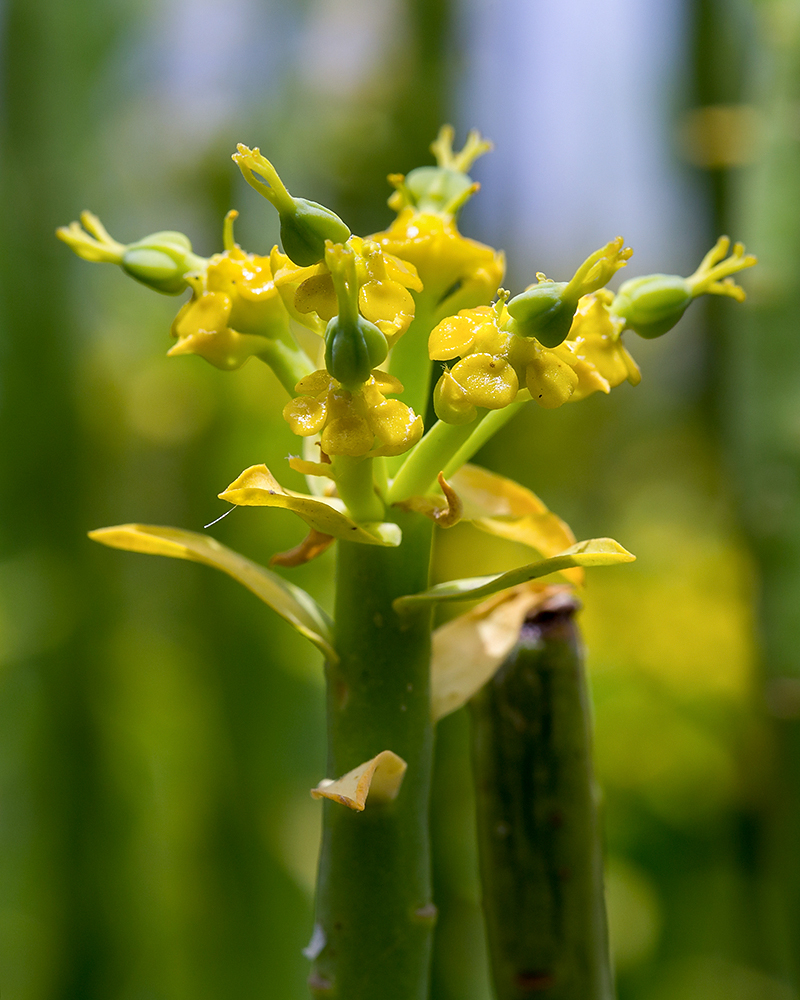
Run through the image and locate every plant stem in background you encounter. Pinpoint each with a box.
[470,591,613,1000]
[310,511,436,1000]
[729,1,800,984]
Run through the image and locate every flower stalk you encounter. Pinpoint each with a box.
[311,511,436,1000]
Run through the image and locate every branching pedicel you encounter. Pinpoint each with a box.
[58,128,755,1000]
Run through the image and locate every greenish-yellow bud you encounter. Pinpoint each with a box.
[505,282,576,349]
[324,315,388,389]
[280,199,351,268]
[404,166,475,215]
[121,231,204,295]
[611,275,691,339]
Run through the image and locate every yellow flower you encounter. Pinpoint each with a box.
[170,256,286,372]
[167,210,298,371]
[370,126,505,318]
[273,237,422,348]
[283,369,423,458]
[429,290,642,418]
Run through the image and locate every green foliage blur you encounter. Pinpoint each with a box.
[1,1,798,999]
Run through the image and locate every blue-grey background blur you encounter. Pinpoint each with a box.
[2,0,800,997]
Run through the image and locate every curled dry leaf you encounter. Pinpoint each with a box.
[270,528,335,567]
[311,750,408,811]
[431,584,574,721]
[396,472,463,527]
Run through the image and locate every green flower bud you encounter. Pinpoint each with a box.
[279,198,351,268]
[611,274,691,339]
[506,238,633,349]
[232,144,350,266]
[325,314,388,389]
[399,166,476,216]
[386,125,493,218]
[56,214,206,295]
[122,231,204,295]
[612,237,757,339]
[505,281,575,349]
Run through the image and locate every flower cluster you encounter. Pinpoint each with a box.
[59,126,756,536]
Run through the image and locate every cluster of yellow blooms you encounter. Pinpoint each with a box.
[58,126,756,503]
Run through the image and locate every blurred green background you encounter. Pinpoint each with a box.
[2,0,800,997]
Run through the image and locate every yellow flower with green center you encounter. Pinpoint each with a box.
[283,369,423,458]
[370,126,505,320]
[169,212,294,371]
[429,282,644,420]
[280,237,423,347]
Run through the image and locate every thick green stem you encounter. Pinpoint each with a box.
[310,511,436,1000]
[257,330,315,395]
[470,591,613,1000]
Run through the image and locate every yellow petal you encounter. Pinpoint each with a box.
[369,370,405,395]
[428,310,483,360]
[311,750,407,811]
[431,584,569,721]
[366,398,424,457]
[523,350,579,409]
[295,370,335,394]
[451,354,519,409]
[295,273,338,321]
[283,395,327,436]
[322,412,375,457]
[219,464,402,546]
[89,524,336,660]
[359,280,415,340]
[433,369,478,424]
[394,538,635,610]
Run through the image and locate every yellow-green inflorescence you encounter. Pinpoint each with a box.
[57,127,757,526]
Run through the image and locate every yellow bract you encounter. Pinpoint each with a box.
[450,464,579,560]
[88,524,336,660]
[283,370,423,458]
[219,463,402,547]
[311,750,408,812]
[170,247,290,370]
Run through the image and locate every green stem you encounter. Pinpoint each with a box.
[257,330,315,395]
[470,591,613,1000]
[310,511,436,1000]
[332,456,385,523]
[387,419,477,503]
[442,399,527,478]
[388,397,530,504]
